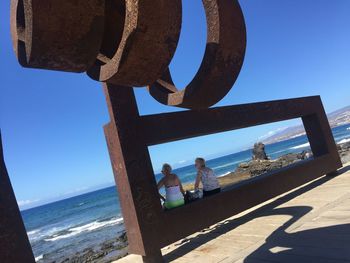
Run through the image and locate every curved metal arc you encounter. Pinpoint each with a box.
[148,0,247,109]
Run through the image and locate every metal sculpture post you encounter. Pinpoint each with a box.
[5,0,343,262]
[0,132,36,262]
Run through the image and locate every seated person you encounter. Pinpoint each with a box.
[157,163,185,209]
[194,157,221,197]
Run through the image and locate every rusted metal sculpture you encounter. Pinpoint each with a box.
[87,0,182,87]
[10,0,105,72]
[6,0,342,262]
[149,0,246,109]
[103,89,342,262]
[0,132,36,262]
[10,0,244,109]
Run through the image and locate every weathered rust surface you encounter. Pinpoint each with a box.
[149,0,246,109]
[0,132,35,263]
[140,96,320,144]
[104,92,341,261]
[87,0,182,87]
[10,0,247,110]
[103,83,165,257]
[10,0,105,72]
[8,1,342,262]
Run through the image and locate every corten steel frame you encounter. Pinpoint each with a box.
[0,132,36,262]
[6,0,343,262]
[103,83,342,262]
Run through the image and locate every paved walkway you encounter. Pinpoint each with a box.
[115,163,350,263]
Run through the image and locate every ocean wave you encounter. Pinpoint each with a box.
[347,127,350,131]
[291,142,310,149]
[212,160,246,170]
[27,228,49,242]
[335,134,350,142]
[27,229,40,236]
[217,171,231,178]
[338,138,350,144]
[44,217,123,242]
[269,149,288,155]
[35,254,43,262]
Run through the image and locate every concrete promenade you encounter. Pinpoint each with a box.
[115,162,350,263]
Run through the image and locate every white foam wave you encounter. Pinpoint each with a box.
[291,142,310,149]
[212,160,247,170]
[347,127,350,131]
[338,138,350,144]
[335,134,350,142]
[70,217,123,233]
[45,231,78,242]
[27,229,48,242]
[217,171,231,178]
[44,217,123,242]
[35,254,43,262]
[27,229,40,236]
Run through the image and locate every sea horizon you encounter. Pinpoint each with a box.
[20,122,350,212]
[19,123,350,262]
[16,139,301,212]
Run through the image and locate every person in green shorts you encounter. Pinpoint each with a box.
[157,163,185,209]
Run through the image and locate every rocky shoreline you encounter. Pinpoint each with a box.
[338,141,350,164]
[57,142,350,263]
[57,232,128,263]
[212,141,350,190]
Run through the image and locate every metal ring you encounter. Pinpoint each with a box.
[10,0,105,72]
[87,0,182,87]
[148,0,246,109]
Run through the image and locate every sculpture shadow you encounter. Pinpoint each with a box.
[244,166,350,263]
[244,220,350,263]
[163,165,350,262]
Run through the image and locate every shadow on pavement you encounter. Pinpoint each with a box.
[164,164,350,262]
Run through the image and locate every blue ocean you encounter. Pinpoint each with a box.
[21,124,350,262]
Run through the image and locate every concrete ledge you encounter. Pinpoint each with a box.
[115,163,350,263]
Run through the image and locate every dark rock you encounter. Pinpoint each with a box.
[269,161,282,171]
[341,142,350,151]
[278,153,301,167]
[119,232,128,243]
[252,142,268,161]
[338,142,350,164]
[60,233,129,263]
[235,148,312,177]
[238,162,249,168]
[236,160,273,177]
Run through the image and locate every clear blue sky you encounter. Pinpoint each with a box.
[1,0,350,209]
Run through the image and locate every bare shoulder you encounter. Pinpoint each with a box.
[172,173,180,180]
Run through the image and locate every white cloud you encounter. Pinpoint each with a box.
[17,199,40,208]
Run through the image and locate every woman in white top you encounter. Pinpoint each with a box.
[157,163,185,209]
[194,157,221,197]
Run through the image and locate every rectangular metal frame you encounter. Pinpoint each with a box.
[103,83,342,261]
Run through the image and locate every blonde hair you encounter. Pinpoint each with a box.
[162,163,172,173]
[195,157,206,167]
